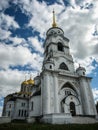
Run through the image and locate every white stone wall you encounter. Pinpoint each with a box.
[5,101,14,118]
[54,56,74,72]
[13,99,28,119]
[79,77,97,115]
[29,96,41,117]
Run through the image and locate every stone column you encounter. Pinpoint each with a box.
[87,80,97,115]
[54,74,59,113]
[42,72,50,114]
[79,77,91,115]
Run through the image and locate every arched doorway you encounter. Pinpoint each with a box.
[70,102,76,116]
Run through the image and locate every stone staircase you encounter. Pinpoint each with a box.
[72,116,98,124]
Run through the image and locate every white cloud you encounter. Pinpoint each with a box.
[74,57,95,74]
[9,36,27,46]
[0,13,19,30]
[30,53,43,72]
[0,0,10,11]
[0,28,11,40]
[28,37,44,53]
[92,88,98,103]
[0,69,22,96]
[0,44,33,69]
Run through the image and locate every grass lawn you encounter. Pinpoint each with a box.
[0,123,98,130]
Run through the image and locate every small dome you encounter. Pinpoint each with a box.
[21,80,28,85]
[76,66,86,72]
[27,78,34,85]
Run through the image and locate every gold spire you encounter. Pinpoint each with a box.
[52,9,57,27]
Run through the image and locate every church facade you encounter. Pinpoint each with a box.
[2,11,97,124]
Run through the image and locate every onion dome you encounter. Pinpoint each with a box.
[27,78,34,85]
[21,80,28,85]
[76,66,86,72]
[76,64,86,76]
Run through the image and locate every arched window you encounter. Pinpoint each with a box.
[61,82,78,97]
[83,72,85,75]
[70,102,76,116]
[59,62,68,70]
[50,65,52,69]
[58,42,64,52]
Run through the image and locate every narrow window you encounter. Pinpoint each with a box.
[24,110,27,117]
[18,109,21,117]
[83,72,85,75]
[45,46,48,56]
[9,104,11,108]
[8,111,10,117]
[21,103,25,107]
[58,42,63,52]
[31,102,33,110]
[21,110,23,117]
[50,65,52,69]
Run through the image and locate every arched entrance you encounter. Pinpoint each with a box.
[70,102,76,116]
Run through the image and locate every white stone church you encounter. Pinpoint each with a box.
[2,11,97,124]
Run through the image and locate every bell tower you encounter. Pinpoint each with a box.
[42,10,75,73]
[41,10,97,124]
[41,10,75,116]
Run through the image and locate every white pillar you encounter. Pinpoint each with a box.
[42,73,50,114]
[79,77,91,115]
[54,74,59,113]
[87,80,97,115]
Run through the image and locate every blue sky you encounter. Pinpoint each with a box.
[0,0,98,116]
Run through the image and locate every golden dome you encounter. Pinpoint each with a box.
[27,78,34,85]
[21,80,29,85]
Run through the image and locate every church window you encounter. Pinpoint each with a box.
[46,46,48,53]
[24,110,27,117]
[65,90,71,95]
[45,46,48,57]
[58,30,60,33]
[59,62,68,70]
[50,65,52,69]
[21,103,25,107]
[31,102,33,110]
[18,109,21,117]
[21,110,23,117]
[8,111,10,117]
[51,31,53,34]
[9,104,11,108]
[83,72,85,75]
[58,42,64,52]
